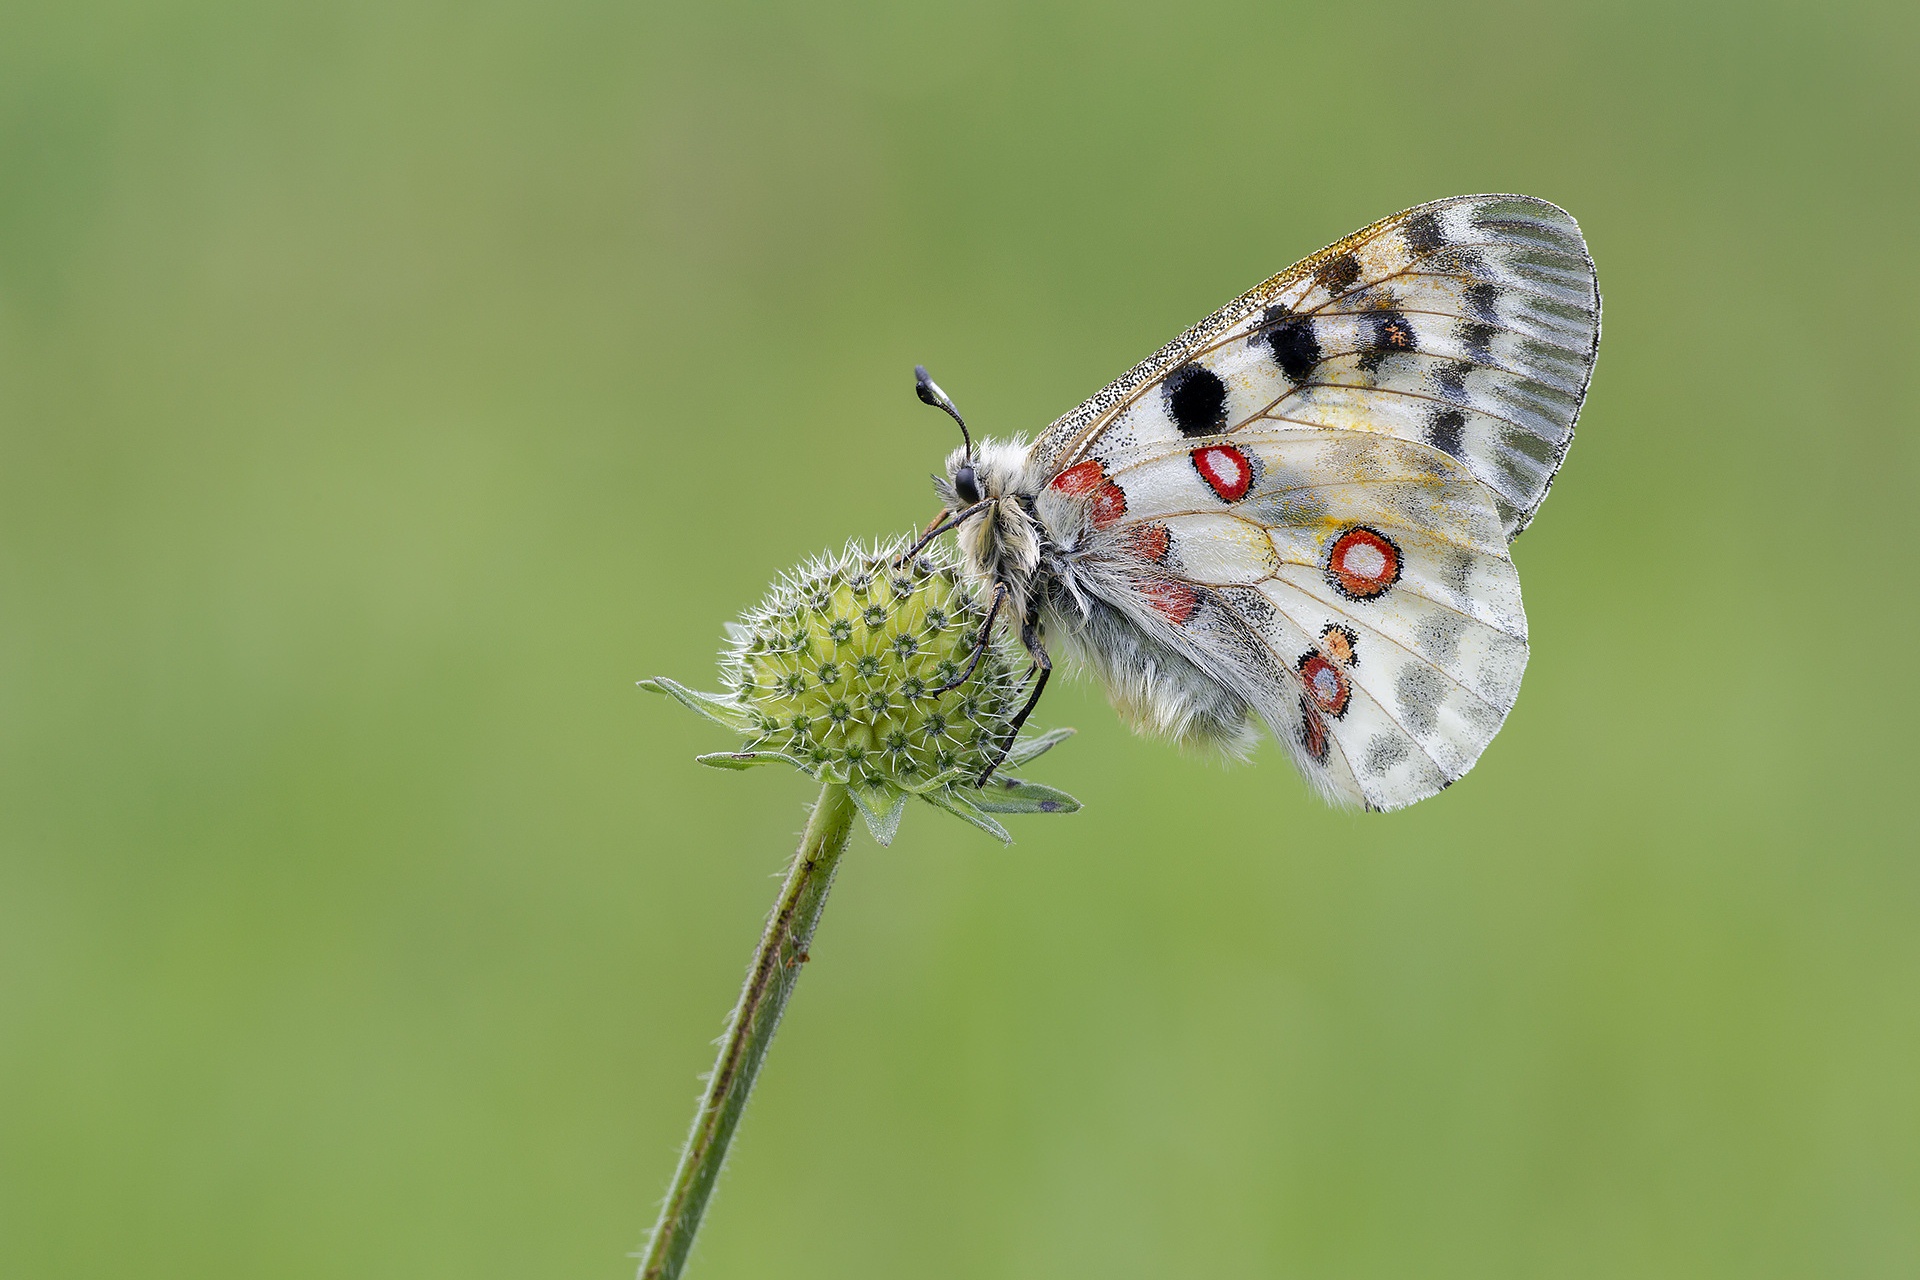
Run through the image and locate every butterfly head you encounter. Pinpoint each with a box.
[938,437,1036,507]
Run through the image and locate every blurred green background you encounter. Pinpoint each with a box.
[3,2,1917,1277]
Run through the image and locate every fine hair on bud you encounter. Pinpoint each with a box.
[722,536,1026,789]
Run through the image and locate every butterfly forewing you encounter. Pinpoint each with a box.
[1034,194,1599,540]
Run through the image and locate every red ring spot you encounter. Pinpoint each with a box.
[1299,702,1330,764]
[1142,580,1198,625]
[1297,652,1351,717]
[1326,526,1401,599]
[1190,445,1253,502]
[1120,522,1170,563]
[1089,482,1128,529]
[1049,459,1106,497]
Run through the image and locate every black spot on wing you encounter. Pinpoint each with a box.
[1464,283,1501,324]
[1317,252,1362,297]
[1395,665,1446,737]
[1163,362,1228,437]
[1429,246,1486,278]
[1363,732,1409,777]
[1425,406,1466,458]
[1253,306,1321,383]
[1412,611,1466,664]
[1432,359,1472,402]
[1356,309,1417,374]
[1379,312,1416,351]
[1402,210,1447,255]
[1218,584,1275,630]
[1459,320,1497,363]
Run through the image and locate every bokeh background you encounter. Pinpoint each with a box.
[4,2,1917,1277]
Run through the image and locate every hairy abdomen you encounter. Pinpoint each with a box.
[1041,589,1257,756]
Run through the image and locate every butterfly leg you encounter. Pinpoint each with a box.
[895,509,950,567]
[975,614,1051,786]
[895,500,991,566]
[932,580,1006,694]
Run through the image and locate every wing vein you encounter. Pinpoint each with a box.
[1170,563,1524,640]
[1200,587,1372,793]
[1259,574,1508,717]
[1213,582,1455,785]
[1261,385,1565,446]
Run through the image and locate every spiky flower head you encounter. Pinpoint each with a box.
[640,535,1077,844]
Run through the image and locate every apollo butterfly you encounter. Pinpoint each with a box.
[908,195,1599,810]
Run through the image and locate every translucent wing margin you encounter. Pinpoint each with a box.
[1032,195,1599,539]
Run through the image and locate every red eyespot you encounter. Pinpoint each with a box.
[1120,522,1170,563]
[1325,527,1401,600]
[1299,701,1330,764]
[1050,460,1128,529]
[1142,580,1197,625]
[1190,445,1252,502]
[1049,460,1106,497]
[1297,652,1351,718]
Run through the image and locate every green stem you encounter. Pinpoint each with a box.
[639,781,857,1280]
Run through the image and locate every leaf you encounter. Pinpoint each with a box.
[848,782,910,846]
[922,788,1012,845]
[1004,727,1075,768]
[638,677,756,732]
[695,751,807,771]
[969,776,1081,815]
[899,766,973,794]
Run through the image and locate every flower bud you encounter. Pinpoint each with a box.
[641,535,1077,844]
[726,540,1024,784]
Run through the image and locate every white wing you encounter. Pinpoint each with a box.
[1034,194,1599,539]
[1039,430,1526,810]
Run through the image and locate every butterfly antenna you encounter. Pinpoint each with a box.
[914,364,973,461]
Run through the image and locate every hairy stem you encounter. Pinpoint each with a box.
[638,781,856,1280]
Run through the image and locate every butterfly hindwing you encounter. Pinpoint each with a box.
[1034,194,1599,540]
[1046,430,1529,810]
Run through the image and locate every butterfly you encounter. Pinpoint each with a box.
[905,194,1599,811]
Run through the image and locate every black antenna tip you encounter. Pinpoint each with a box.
[912,363,973,456]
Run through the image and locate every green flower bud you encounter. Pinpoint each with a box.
[641,535,1078,844]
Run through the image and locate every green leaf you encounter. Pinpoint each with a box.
[848,782,909,846]
[695,751,806,771]
[1003,726,1076,768]
[898,766,973,794]
[969,776,1081,815]
[922,788,1012,845]
[638,677,756,732]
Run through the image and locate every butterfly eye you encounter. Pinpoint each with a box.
[954,464,981,506]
